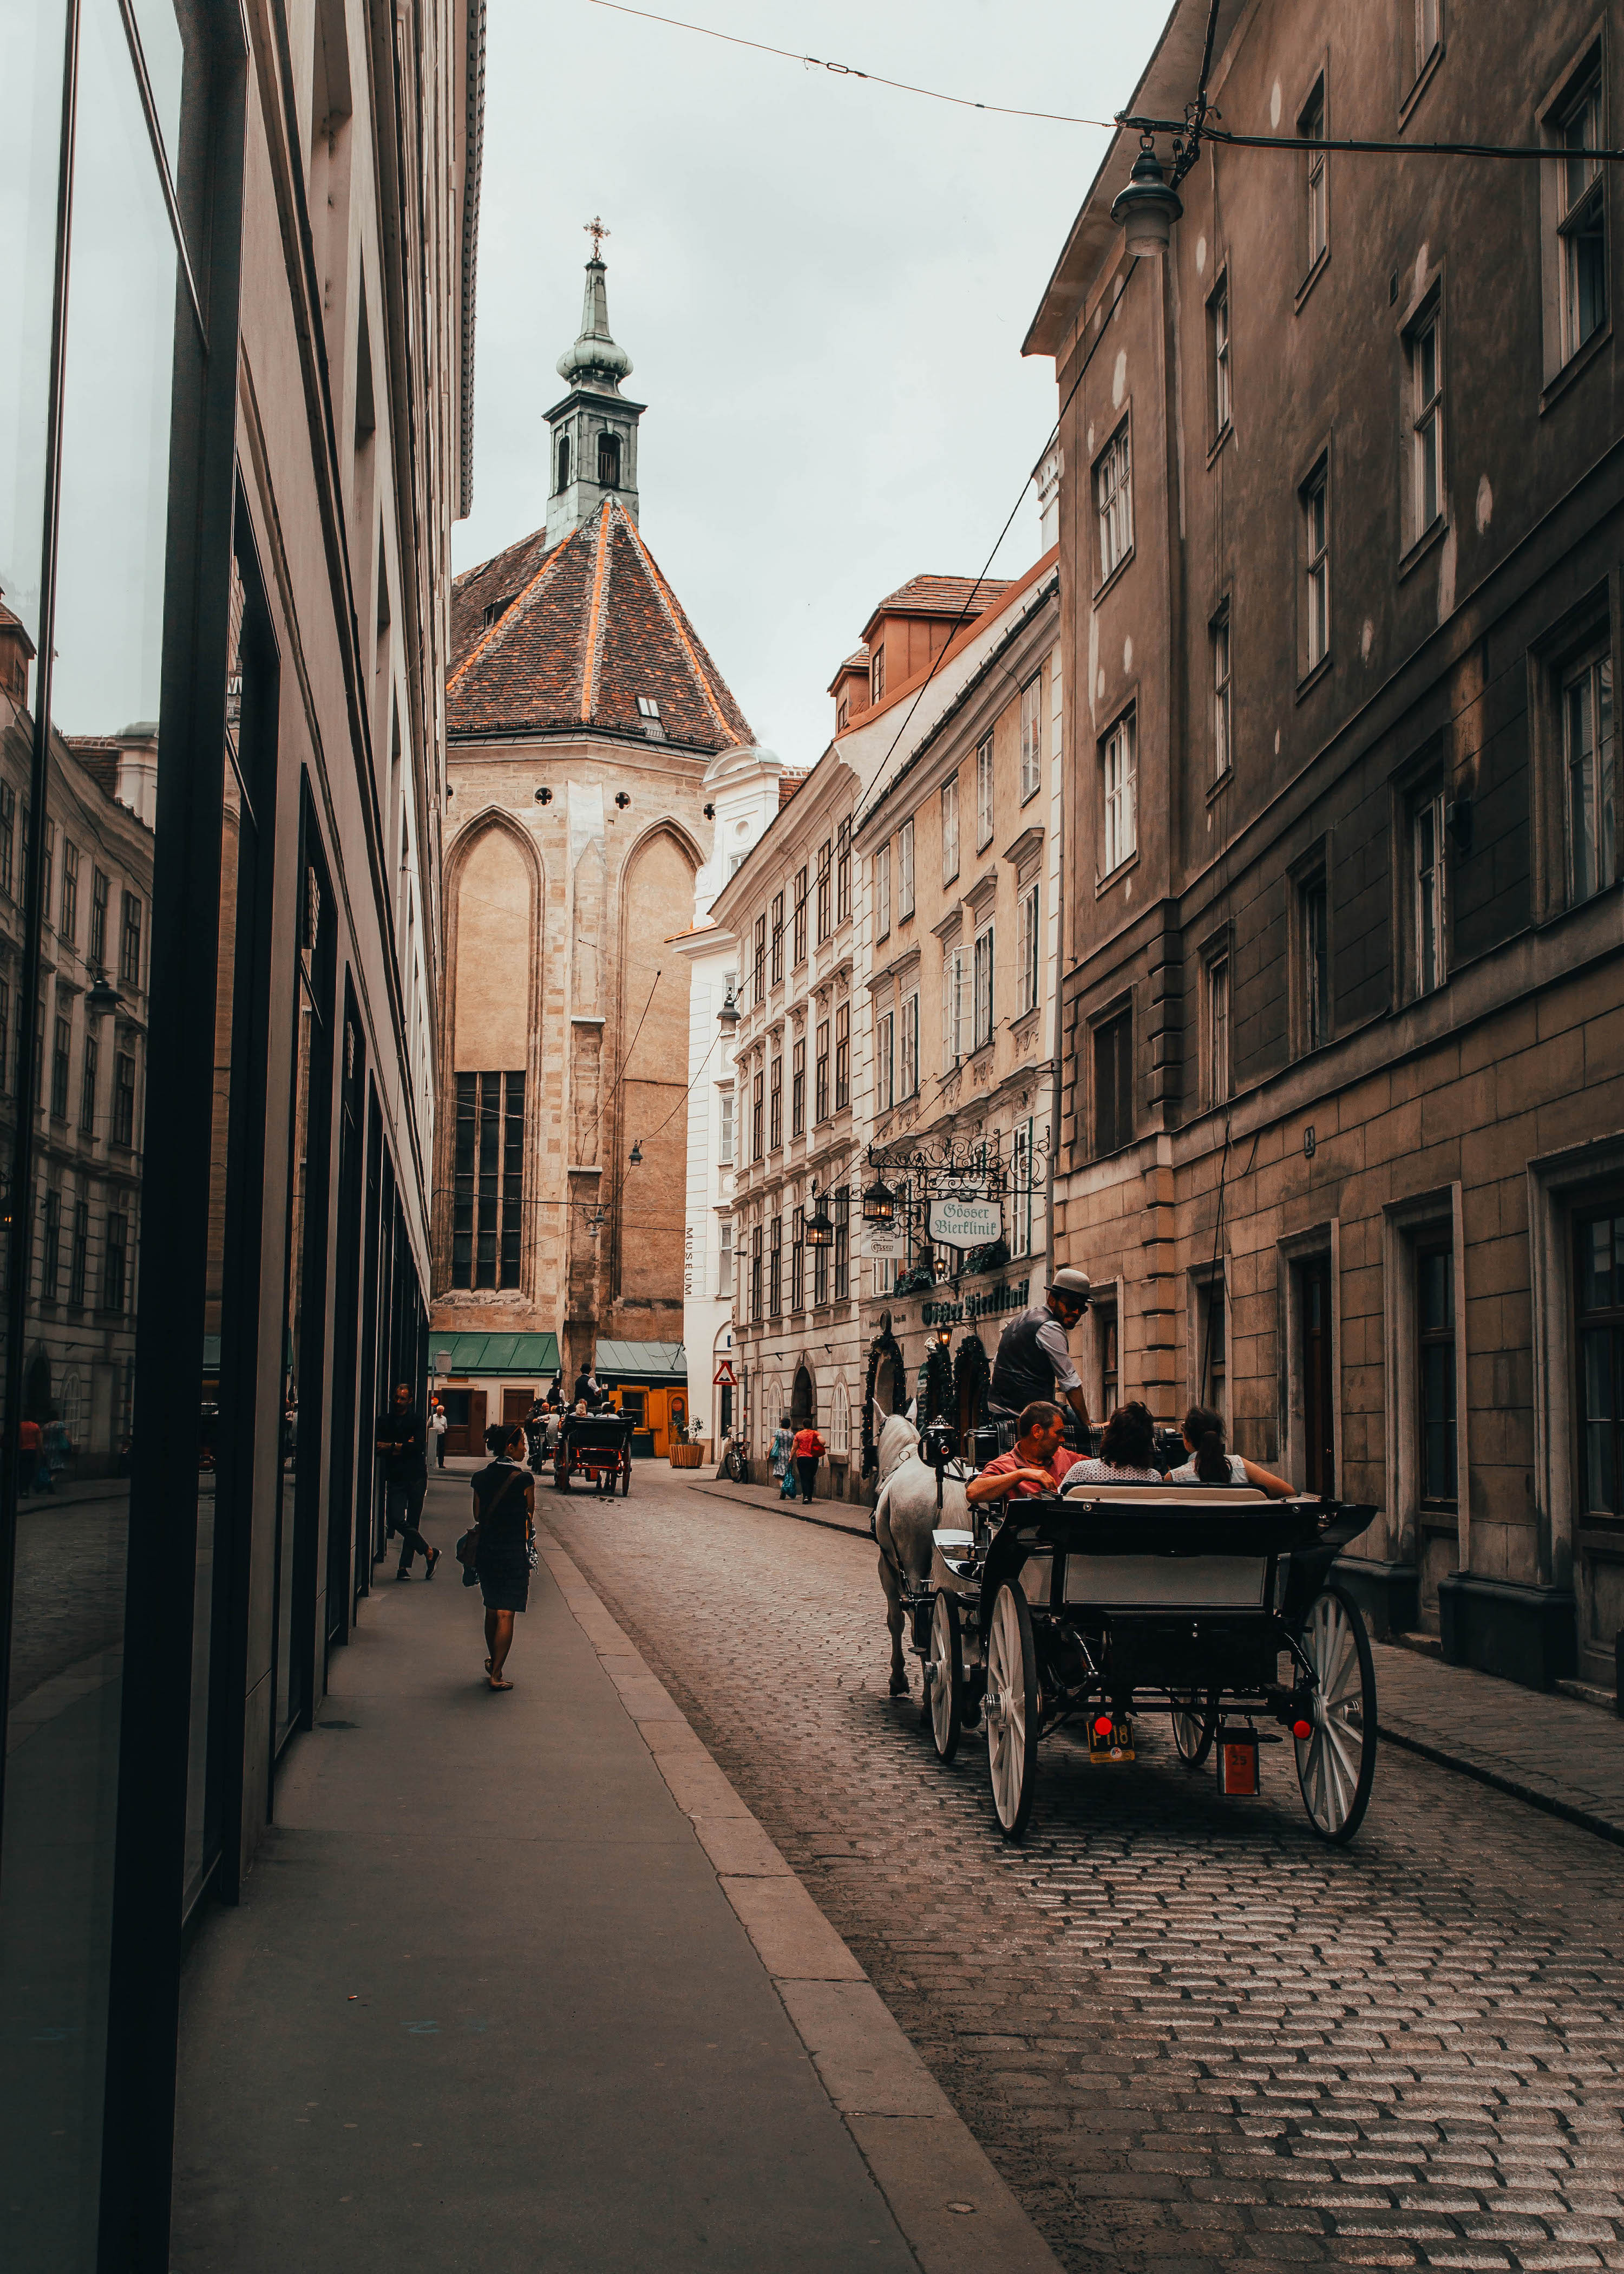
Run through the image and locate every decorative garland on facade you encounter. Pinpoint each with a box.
[861,1318,906,1476]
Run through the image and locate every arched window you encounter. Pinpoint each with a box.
[831,1379,850,1456]
[555,433,571,494]
[598,429,621,488]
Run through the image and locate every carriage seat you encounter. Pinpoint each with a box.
[1058,1482,1266,1505]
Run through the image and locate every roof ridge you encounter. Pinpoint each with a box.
[619,511,738,746]
[580,500,616,721]
[447,526,576,694]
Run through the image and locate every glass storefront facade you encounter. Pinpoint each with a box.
[0,0,463,2260]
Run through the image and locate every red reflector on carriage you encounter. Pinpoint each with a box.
[1292,1719,1312,1741]
[1093,1715,1113,1737]
[1217,1732,1259,1796]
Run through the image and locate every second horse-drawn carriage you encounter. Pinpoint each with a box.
[552,1407,634,1496]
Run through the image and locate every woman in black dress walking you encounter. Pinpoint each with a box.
[470,1422,535,1690]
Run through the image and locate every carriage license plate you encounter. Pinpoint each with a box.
[1217,1734,1259,1795]
[1088,1717,1135,1765]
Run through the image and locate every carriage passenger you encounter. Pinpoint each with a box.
[1063,1400,1165,1483]
[1165,1404,1294,1497]
[964,1401,1081,1506]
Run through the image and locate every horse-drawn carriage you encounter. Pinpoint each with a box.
[873,1417,1379,1845]
[553,1408,633,1496]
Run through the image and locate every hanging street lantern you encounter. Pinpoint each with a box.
[717,982,739,1031]
[803,1191,835,1249]
[1110,141,1183,258]
[629,1140,644,1165]
[861,1174,896,1225]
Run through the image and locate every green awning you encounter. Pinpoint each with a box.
[593,1338,686,1383]
[430,1331,560,1378]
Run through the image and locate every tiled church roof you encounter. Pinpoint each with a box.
[448,496,752,750]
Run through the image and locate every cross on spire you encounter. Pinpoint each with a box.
[585,215,610,262]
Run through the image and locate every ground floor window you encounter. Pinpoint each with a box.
[1417,1238,1457,1508]
[1576,1205,1624,1515]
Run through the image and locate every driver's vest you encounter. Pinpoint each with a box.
[990,1306,1065,1414]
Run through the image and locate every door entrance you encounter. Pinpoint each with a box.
[1300,1257,1335,1495]
[502,1387,534,1432]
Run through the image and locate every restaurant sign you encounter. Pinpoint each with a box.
[927,1195,1002,1249]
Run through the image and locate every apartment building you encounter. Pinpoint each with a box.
[850,558,1064,1468]
[1029,0,1624,1693]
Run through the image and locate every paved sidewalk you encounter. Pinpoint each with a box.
[172,1471,1059,2273]
[686,1469,873,1540]
[1373,1638,1624,1844]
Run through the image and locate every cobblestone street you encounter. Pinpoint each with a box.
[546,1472,1624,2274]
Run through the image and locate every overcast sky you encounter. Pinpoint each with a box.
[455,1,1162,767]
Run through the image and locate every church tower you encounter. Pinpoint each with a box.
[544,219,643,548]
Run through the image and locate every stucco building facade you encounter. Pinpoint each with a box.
[1030,0,1624,1693]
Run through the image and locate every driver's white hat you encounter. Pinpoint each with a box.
[1048,1267,1092,1303]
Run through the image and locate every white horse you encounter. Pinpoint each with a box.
[872,1410,972,1696]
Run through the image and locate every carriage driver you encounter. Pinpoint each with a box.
[965,1401,1081,1505]
[987,1267,1093,1436]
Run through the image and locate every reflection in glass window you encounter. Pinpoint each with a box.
[1416,1240,1457,1506]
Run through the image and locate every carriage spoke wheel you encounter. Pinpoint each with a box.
[1294,1584,1378,1842]
[984,1581,1038,1840]
[1171,1691,1219,1767]
[927,1592,963,1763]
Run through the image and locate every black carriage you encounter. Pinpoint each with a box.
[553,1409,633,1497]
[911,1479,1379,1843]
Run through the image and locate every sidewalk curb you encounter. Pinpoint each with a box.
[691,1480,874,1542]
[538,1534,1065,2274]
[1376,1721,1624,1850]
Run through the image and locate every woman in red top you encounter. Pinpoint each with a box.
[790,1422,826,1504]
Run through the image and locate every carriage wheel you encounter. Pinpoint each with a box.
[926,1592,963,1764]
[984,1581,1038,1840]
[619,1458,631,1497]
[1294,1584,1377,1842]
[1171,1692,1219,1767]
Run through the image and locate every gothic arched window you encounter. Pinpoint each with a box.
[597,429,621,489]
[556,433,571,494]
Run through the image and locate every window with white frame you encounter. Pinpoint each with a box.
[1095,423,1132,583]
[975,734,994,847]
[972,924,994,1051]
[1301,459,1330,671]
[898,818,915,920]
[1413,788,1448,996]
[1206,951,1232,1108]
[874,1007,895,1113]
[1017,879,1040,1016]
[1101,712,1137,874]
[717,1214,734,1297]
[900,990,919,1098]
[830,1379,850,1456]
[717,1084,735,1167]
[1407,302,1443,540]
[941,943,966,1067]
[1301,78,1327,271]
[1212,605,1232,778]
[1554,63,1608,364]
[1209,273,1232,439]
[1565,644,1616,904]
[874,844,891,938]
[1020,675,1042,800]
[941,774,960,884]
[1011,1116,1034,1259]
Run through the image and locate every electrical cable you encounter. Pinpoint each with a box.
[586,1,1119,130]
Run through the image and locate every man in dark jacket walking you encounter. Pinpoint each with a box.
[376,1382,438,1580]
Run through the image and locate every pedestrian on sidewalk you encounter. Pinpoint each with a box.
[429,1398,449,1468]
[18,1415,49,1494]
[375,1383,440,1581]
[791,1418,826,1504]
[769,1414,797,1499]
[470,1422,535,1690]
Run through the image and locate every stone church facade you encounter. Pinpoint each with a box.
[432,249,756,1423]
